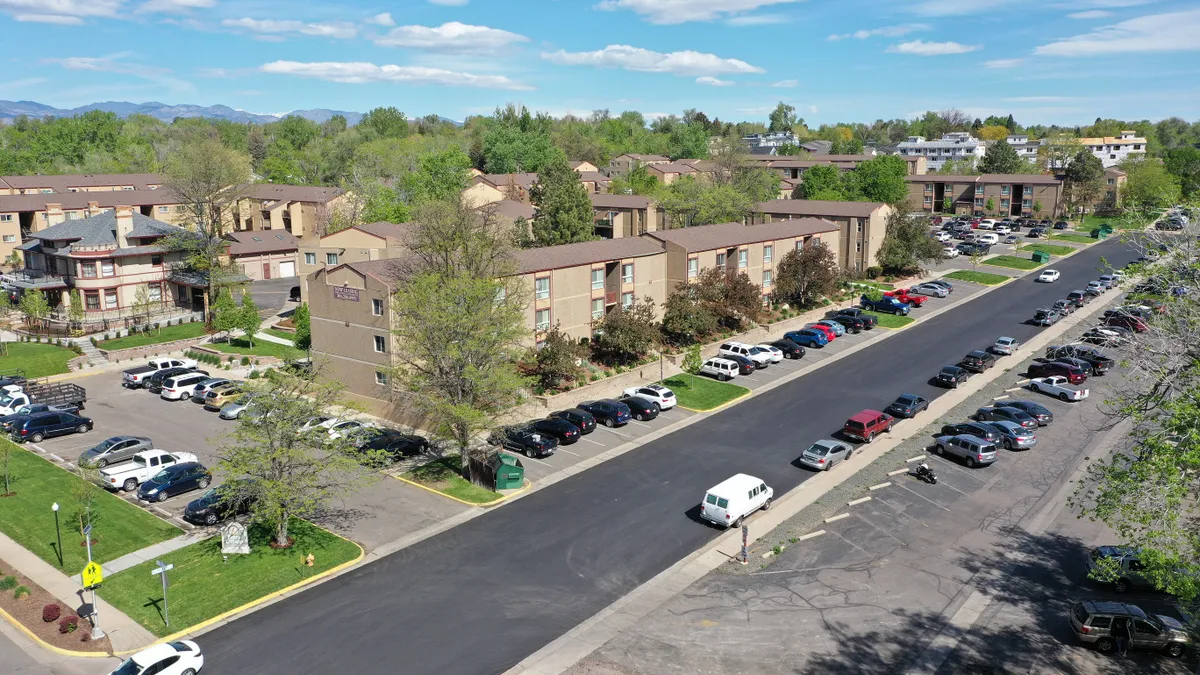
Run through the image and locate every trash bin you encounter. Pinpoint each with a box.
[491,453,525,490]
[1092,225,1113,239]
[1031,251,1051,264]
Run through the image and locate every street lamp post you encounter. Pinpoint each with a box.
[51,502,62,567]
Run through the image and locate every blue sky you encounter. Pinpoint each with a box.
[2,0,1199,126]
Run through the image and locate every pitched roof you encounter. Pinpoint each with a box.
[590,193,653,209]
[478,173,539,190]
[225,230,299,255]
[646,219,837,251]
[354,221,411,242]
[485,200,535,221]
[619,153,669,162]
[568,161,596,170]
[646,162,698,175]
[513,238,664,275]
[0,188,180,213]
[27,210,185,253]
[343,259,408,288]
[756,199,887,218]
[577,171,612,183]
[1077,135,1146,146]
[240,184,343,203]
[907,174,1060,185]
[0,173,163,191]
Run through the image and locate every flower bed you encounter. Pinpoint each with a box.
[0,556,110,652]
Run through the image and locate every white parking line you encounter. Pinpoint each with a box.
[580,437,606,447]
[556,447,582,457]
[628,420,652,428]
[895,482,951,512]
[934,480,970,497]
[600,427,633,439]
[521,455,554,466]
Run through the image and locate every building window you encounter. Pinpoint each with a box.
[763,245,773,264]
[591,298,604,321]
[372,298,384,316]
[621,263,634,284]
[796,240,804,251]
[715,252,726,269]
[762,270,772,287]
[1107,178,1116,185]
[975,186,984,195]
[738,250,748,268]
[535,308,550,331]
[974,198,984,207]
[621,292,634,309]
[1022,199,1032,207]
[1001,186,1010,195]
[84,291,99,310]
[375,371,388,386]
[1024,187,1033,196]
[151,255,162,266]
[305,253,317,265]
[856,241,862,253]
[1106,190,1115,200]
[1,235,13,243]
[158,206,170,214]
[326,252,339,265]
[1133,145,1141,150]
[147,284,162,302]
[924,183,933,192]
[81,262,97,278]
[104,289,118,309]
[1110,154,1116,160]
[534,276,550,300]
[494,286,506,304]
[924,197,932,205]
[0,214,11,222]
[687,257,698,278]
[1000,199,1010,208]
[101,260,115,277]
[591,268,604,290]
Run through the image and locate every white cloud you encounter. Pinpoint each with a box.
[0,0,121,24]
[770,79,798,87]
[374,22,528,54]
[137,0,215,12]
[259,61,534,90]
[828,23,929,41]
[808,104,818,114]
[14,13,84,24]
[1036,9,1200,56]
[984,57,1026,68]
[0,77,47,89]
[1005,95,1071,102]
[197,67,228,77]
[44,53,195,95]
[696,76,734,86]
[914,0,1153,16]
[541,44,764,76]
[1067,10,1112,18]
[886,40,981,55]
[429,0,469,5]
[726,14,786,26]
[222,18,358,40]
[597,0,803,25]
[367,12,395,27]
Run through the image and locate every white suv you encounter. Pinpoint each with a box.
[699,358,739,381]
[622,384,676,410]
[159,372,211,401]
[718,342,771,368]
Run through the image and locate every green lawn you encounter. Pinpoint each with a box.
[406,455,502,504]
[1017,243,1077,256]
[850,280,895,291]
[209,336,303,361]
[982,255,1044,270]
[1051,233,1097,244]
[262,328,296,343]
[662,373,749,411]
[862,310,915,329]
[1078,212,1158,232]
[97,322,209,351]
[0,442,180,571]
[0,343,77,378]
[943,270,1011,285]
[99,519,359,637]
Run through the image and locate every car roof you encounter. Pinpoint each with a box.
[941,365,964,372]
[1081,600,1148,619]
[895,394,920,402]
[706,357,737,366]
[809,439,845,450]
[966,350,989,357]
[849,409,883,422]
[129,643,183,666]
[985,420,1022,432]
[707,473,765,495]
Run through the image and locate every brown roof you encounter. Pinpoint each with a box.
[647,219,837,252]
[241,184,344,203]
[485,200,535,221]
[0,188,181,213]
[577,171,612,183]
[225,230,299,255]
[513,237,664,275]
[678,159,717,172]
[478,173,539,190]
[354,221,411,242]
[590,193,653,209]
[568,161,596,170]
[343,259,408,288]
[620,154,669,162]
[756,199,887,218]
[0,173,163,191]
[907,174,1061,185]
[646,162,697,175]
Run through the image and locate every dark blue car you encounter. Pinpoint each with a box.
[137,461,212,503]
[9,411,93,443]
[784,329,829,348]
[577,399,632,428]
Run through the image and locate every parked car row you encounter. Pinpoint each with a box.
[1032,271,1129,327]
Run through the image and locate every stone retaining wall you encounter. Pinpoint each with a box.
[98,336,211,363]
[189,344,285,368]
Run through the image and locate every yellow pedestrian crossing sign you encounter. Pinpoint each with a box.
[82,561,103,588]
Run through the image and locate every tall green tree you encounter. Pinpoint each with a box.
[977,139,1026,174]
[876,211,944,274]
[211,288,240,340]
[292,302,311,351]
[1163,147,1200,198]
[1120,156,1182,211]
[768,102,797,133]
[18,291,49,330]
[608,163,660,195]
[773,244,840,309]
[591,296,660,365]
[530,155,595,246]
[403,148,472,205]
[359,107,409,139]
[660,284,718,346]
[1062,149,1105,216]
[846,155,909,204]
[794,164,847,201]
[482,127,561,174]
[238,293,261,348]
[68,289,85,331]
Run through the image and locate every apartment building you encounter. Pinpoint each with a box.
[760,154,927,181]
[1005,135,1041,163]
[469,173,540,204]
[0,173,162,195]
[11,206,199,319]
[742,131,798,151]
[896,133,985,171]
[569,161,600,173]
[646,162,699,185]
[232,184,344,243]
[608,153,670,177]
[591,194,662,239]
[907,174,1063,217]
[1070,131,1147,168]
[225,230,299,281]
[1099,168,1126,211]
[646,218,840,302]
[578,171,612,193]
[752,200,894,272]
[297,221,410,299]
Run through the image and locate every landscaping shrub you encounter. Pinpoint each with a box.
[78,623,91,642]
[58,614,79,634]
[866,266,882,279]
[42,603,61,623]
[0,575,16,591]
[241,356,250,366]
[248,370,260,379]
[14,585,29,600]
[90,337,97,346]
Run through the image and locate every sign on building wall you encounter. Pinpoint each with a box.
[333,287,361,302]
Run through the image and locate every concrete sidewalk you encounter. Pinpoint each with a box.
[0,531,156,654]
[69,532,212,584]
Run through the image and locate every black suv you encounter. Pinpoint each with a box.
[1046,345,1113,375]
[826,313,866,333]
[183,481,256,526]
[768,339,806,360]
[993,400,1053,425]
[548,409,596,434]
[974,406,1038,430]
[528,418,582,444]
[489,425,558,458]
[618,396,659,422]
[958,350,997,373]
[356,428,430,459]
[10,411,94,443]
[577,400,632,428]
[834,308,877,329]
[939,421,1001,444]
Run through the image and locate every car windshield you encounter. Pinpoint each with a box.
[92,438,118,452]
[0,395,16,407]
[806,444,830,456]
[110,657,144,675]
[747,347,764,355]
[150,469,172,483]
[941,368,956,374]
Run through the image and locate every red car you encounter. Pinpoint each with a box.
[1027,359,1088,385]
[803,323,838,341]
[885,289,927,307]
[1104,314,1147,332]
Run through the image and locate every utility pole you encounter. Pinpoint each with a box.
[152,560,174,628]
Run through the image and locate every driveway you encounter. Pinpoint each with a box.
[249,278,298,318]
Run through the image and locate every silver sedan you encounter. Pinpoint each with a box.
[910,283,949,298]
[797,439,853,471]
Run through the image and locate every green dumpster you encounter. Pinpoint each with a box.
[492,453,525,490]
[1092,224,1113,239]
[1031,251,1051,264]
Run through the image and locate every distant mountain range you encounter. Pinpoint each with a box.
[0,100,460,126]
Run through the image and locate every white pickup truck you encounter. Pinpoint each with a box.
[122,357,197,389]
[98,448,198,492]
[1028,376,1089,402]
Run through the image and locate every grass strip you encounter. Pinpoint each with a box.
[407,455,502,504]
[661,373,749,411]
[97,322,209,351]
[0,343,78,378]
[861,311,915,329]
[943,270,1011,285]
[982,255,1044,270]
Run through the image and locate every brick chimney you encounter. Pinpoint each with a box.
[114,205,135,248]
[87,200,102,217]
[44,203,64,227]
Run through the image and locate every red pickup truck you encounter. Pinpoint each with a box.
[885,289,927,307]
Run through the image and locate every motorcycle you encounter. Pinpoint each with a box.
[912,462,938,484]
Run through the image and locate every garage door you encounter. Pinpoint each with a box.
[278,260,296,278]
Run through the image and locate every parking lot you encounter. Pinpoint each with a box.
[27,372,468,552]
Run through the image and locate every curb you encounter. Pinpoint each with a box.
[675,387,752,414]
[0,605,113,659]
[392,473,532,508]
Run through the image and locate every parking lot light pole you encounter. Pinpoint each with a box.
[51,503,62,567]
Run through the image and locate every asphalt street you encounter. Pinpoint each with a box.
[199,237,1142,675]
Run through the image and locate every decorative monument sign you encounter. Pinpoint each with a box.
[221,522,251,555]
[332,286,361,302]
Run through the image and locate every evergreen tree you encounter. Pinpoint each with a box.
[530,154,595,246]
[977,139,1026,174]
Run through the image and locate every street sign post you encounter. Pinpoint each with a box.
[151,561,174,628]
[81,561,103,589]
[81,525,105,639]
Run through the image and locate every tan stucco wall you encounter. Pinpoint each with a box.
[235,251,299,281]
[462,182,505,209]
[309,267,395,402]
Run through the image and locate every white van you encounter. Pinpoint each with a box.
[699,357,739,381]
[975,232,1000,245]
[700,474,773,528]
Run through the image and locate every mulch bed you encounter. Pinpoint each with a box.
[0,556,111,653]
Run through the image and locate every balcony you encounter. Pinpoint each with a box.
[1,270,68,290]
[605,291,618,305]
